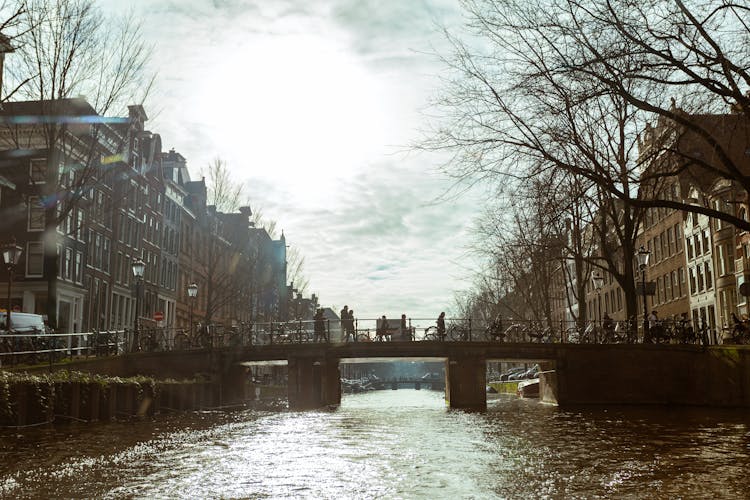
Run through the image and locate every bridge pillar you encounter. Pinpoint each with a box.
[287,356,341,410]
[445,356,486,410]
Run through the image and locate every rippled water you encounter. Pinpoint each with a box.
[1,390,750,499]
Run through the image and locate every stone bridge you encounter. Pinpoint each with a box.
[37,341,750,410]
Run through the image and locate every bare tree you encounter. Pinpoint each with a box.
[202,157,246,212]
[0,0,152,328]
[434,0,750,228]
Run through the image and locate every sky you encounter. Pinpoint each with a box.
[102,0,484,319]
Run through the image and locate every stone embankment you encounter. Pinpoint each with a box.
[0,370,226,427]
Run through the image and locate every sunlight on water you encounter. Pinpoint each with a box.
[1,390,750,498]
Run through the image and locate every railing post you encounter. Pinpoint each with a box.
[48,333,53,370]
[468,318,472,341]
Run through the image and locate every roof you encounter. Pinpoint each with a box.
[0,98,97,117]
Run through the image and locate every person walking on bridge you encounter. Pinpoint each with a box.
[314,309,326,342]
[340,305,349,342]
[437,312,446,340]
[400,314,411,341]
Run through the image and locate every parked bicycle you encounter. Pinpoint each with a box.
[448,323,471,341]
[422,326,446,341]
[723,316,750,344]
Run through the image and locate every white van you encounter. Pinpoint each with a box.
[0,312,47,333]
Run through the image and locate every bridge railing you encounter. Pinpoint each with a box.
[0,330,128,367]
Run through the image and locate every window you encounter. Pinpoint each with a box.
[75,251,83,284]
[686,237,694,260]
[694,234,702,256]
[27,197,45,231]
[705,262,713,290]
[26,242,43,276]
[656,276,664,304]
[666,272,673,301]
[717,245,726,275]
[702,229,710,253]
[689,267,697,295]
[655,235,662,261]
[667,227,674,256]
[674,223,681,244]
[679,267,685,296]
[29,158,46,183]
[696,264,704,293]
[102,237,110,273]
[64,248,72,280]
[672,270,678,299]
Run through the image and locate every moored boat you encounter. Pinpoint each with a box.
[516,378,539,398]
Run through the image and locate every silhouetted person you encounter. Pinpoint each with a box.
[340,305,349,341]
[647,310,660,343]
[437,312,446,339]
[346,309,356,342]
[602,313,614,342]
[377,315,389,341]
[314,309,326,342]
[400,314,410,341]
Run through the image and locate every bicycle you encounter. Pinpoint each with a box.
[527,325,555,343]
[139,328,168,352]
[448,323,470,341]
[722,321,750,344]
[422,326,446,341]
[482,323,506,342]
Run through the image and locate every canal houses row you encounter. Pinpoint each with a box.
[0,97,294,336]
[548,106,750,340]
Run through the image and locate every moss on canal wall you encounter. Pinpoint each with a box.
[0,370,225,427]
[488,381,520,394]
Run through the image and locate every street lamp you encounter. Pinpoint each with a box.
[2,240,23,331]
[187,282,198,339]
[131,258,145,351]
[591,271,604,343]
[636,246,651,342]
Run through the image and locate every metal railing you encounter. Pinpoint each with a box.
[0,330,127,367]
[0,316,730,366]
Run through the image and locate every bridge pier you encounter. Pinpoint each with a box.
[445,356,486,410]
[287,356,341,410]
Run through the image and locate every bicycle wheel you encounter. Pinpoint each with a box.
[174,332,190,350]
[357,331,372,342]
[448,325,465,341]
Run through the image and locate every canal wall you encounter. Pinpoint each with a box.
[549,345,750,407]
[0,371,226,427]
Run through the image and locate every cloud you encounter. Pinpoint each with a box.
[97,0,483,318]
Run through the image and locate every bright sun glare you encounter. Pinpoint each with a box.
[197,34,388,199]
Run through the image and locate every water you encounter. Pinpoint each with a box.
[1,390,749,499]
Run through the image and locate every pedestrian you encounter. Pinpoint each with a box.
[437,312,446,339]
[602,313,614,342]
[377,315,389,341]
[314,308,326,342]
[647,310,660,343]
[347,309,356,342]
[400,314,410,341]
[340,305,349,341]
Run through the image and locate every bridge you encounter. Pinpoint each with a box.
[7,329,750,410]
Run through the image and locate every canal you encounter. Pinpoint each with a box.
[1,390,749,498]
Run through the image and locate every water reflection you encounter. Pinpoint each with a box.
[1,391,749,498]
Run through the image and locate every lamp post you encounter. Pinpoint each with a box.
[131,258,145,351]
[637,246,651,343]
[591,271,604,343]
[187,283,198,339]
[2,239,23,331]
